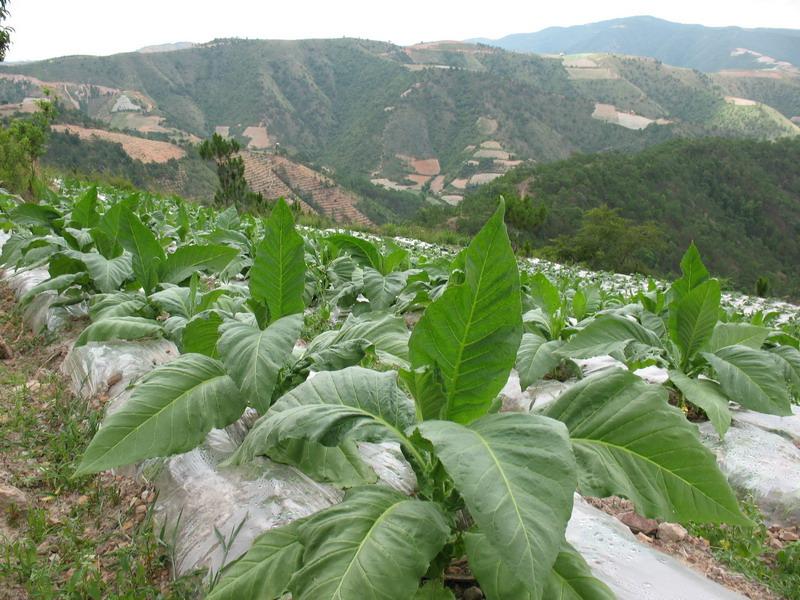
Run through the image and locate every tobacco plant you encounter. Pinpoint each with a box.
[207,203,748,599]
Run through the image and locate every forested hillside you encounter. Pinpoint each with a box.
[1,37,796,199]
[458,137,800,298]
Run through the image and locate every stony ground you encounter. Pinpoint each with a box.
[0,284,203,599]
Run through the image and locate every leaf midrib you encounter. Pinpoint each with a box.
[571,436,743,521]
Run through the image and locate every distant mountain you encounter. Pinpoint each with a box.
[137,42,195,54]
[471,16,800,73]
[0,36,797,214]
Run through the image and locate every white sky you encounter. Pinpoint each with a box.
[4,0,800,62]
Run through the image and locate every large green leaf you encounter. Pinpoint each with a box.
[327,233,384,273]
[19,272,87,305]
[250,199,306,321]
[268,438,377,487]
[528,273,561,316]
[542,369,748,524]
[671,242,709,299]
[207,519,304,600]
[669,279,720,366]
[159,244,238,284]
[708,323,770,353]
[516,333,563,389]
[288,486,450,600]
[181,312,223,358]
[559,314,661,359]
[409,201,522,423]
[465,534,614,600]
[233,367,417,463]
[419,413,577,594]
[771,345,800,389]
[66,250,132,293]
[117,207,165,293]
[399,365,447,421]
[704,346,792,416]
[75,354,242,475]
[309,311,409,367]
[217,316,303,413]
[9,203,62,228]
[75,316,162,347]
[543,542,616,600]
[362,267,408,311]
[70,186,100,229]
[669,370,732,437]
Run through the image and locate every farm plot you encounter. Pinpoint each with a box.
[1,181,799,599]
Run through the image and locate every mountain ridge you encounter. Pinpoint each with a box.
[469,16,800,73]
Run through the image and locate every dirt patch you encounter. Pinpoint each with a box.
[243,125,271,149]
[473,149,510,160]
[214,126,230,138]
[587,497,785,600]
[725,96,758,106]
[407,174,431,187]
[51,125,185,163]
[468,173,503,186]
[450,178,468,190]
[430,175,446,194]
[441,195,463,205]
[0,283,200,598]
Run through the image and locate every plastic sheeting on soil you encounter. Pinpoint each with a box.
[150,429,415,576]
[699,421,800,528]
[567,495,747,600]
[1,267,88,333]
[731,405,800,443]
[61,339,179,400]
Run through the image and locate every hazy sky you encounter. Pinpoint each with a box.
[5,0,800,62]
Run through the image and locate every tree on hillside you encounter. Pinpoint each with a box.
[0,0,11,61]
[0,93,56,196]
[198,133,263,209]
[546,205,665,274]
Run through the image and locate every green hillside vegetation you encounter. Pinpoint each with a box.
[457,137,800,298]
[714,74,800,119]
[42,129,217,199]
[1,37,796,185]
[474,16,800,73]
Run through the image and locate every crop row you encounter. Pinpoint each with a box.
[1,181,798,599]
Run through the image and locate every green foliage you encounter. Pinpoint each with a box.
[460,137,800,299]
[409,201,522,422]
[199,133,263,209]
[689,499,800,600]
[0,97,56,195]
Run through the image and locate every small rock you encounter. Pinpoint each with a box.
[26,380,41,393]
[134,504,148,517]
[77,495,90,506]
[768,536,783,549]
[635,532,653,544]
[657,522,688,543]
[779,530,799,542]
[619,511,659,535]
[0,483,29,512]
[463,587,484,600]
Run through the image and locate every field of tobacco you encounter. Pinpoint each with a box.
[1,181,798,599]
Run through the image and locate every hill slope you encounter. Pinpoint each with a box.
[1,37,797,201]
[458,137,800,299]
[472,16,800,73]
